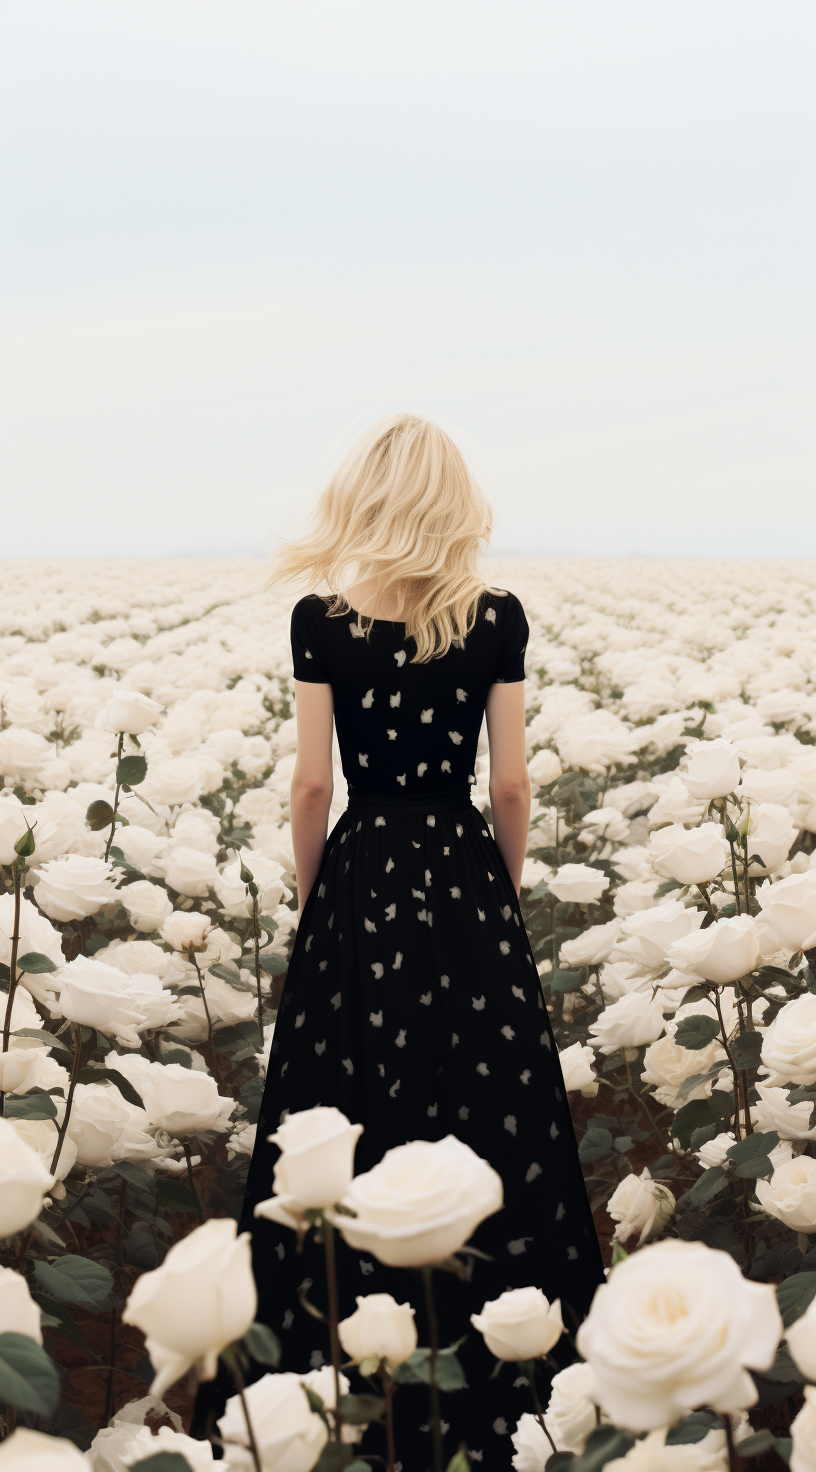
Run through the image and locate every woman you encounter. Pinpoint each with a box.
[202,414,603,1467]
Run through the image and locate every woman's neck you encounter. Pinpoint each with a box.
[345,578,405,620]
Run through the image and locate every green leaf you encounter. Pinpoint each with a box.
[761,1343,804,1384]
[16,950,58,974]
[33,1255,114,1310]
[734,1157,775,1179]
[551,969,586,993]
[257,952,289,975]
[729,1031,763,1071]
[735,1430,781,1458]
[687,1166,729,1206]
[673,1014,721,1050]
[445,1452,472,1472]
[29,1292,96,1358]
[578,1127,614,1164]
[337,1392,387,1424]
[85,799,115,831]
[117,753,148,787]
[155,1177,200,1213]
[777,1271,816,1328]
[3,1088,58,1120]
[313,1446,362,1471]
[160,1048,193,1068]
[208,964,253,992]
[0,1332,60,1415]
[726,1130,779,1163]
[665,1411,720,1445]
[574,1426,636,1472]
[12,1026,72,1056]
[392,1347,468,1390]
[671,1098,716,1147]
[243,1321,282,1367]
[76,1066,144,1109]
[129,1456,197,1472]
[545,1456,576,1472]
[613,1136,634,1153]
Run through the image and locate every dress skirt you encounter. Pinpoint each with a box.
[201,790,604,1468]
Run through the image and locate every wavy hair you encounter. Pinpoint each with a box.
[265,413,500,663]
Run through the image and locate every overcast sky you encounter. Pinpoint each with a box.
[2,0,814,559]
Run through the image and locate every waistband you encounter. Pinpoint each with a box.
[346,786,473,815]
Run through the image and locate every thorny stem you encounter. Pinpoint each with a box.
[0,863,23,1118]
[522,1360,558,1455]
[190,953,221,1085]
[183,1140,204,1222]
[50,1024,83,1176]
[104,733,125,863]
[695,882,716,916]
[742,830,751,914]
[727,840,742,917]
[712,989,742,1142]
[422,1266,444,1472]
[379,1365,397,1472]
[222,1351,262,1472]
[721,1413,740,1472]
[322,1216,345,1443]
[252,894,264,1049]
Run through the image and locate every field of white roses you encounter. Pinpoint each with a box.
[4,555,816,1471]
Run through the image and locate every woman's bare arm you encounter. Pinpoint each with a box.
[485,681,531,896]
[291,680,335,916]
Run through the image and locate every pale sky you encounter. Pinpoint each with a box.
[2,0,814,558]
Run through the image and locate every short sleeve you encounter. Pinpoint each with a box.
[493,592,529,683]
[291,598,331,683]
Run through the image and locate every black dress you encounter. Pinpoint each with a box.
[231,590,604,1467]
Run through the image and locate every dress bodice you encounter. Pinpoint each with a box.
[290,588,529,798]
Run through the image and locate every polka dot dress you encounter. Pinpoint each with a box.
[237,591,605,1469]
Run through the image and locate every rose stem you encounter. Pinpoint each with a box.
[422,1266,444,1472]
[183,1140,204,1222]
[0,861,22,1118]
[322,1215,345,1442]
[190,952,221,1085]
[252,893,264,1050]
[521,1359,558,1454]
[50,1023,83,1175]
[712,988,742,1142]
[222,1349,262,1472]
[379,1365,396,1472]
[721,1413,740,1472]
[104,733,125,862]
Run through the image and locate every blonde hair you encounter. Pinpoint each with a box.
[265,413,499,663]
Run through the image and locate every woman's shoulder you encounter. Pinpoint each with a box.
[480,586,526,619]
[292,592,332,624]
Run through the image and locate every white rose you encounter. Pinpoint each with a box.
[7,1118,77,1185]
[66,1084,159,1168]
[0,894,64,981]
[739,767,797,804]
[511,1412,551,1471]
[559,920,622,967]
[0,1117,54,1237]
[606,1167,675,1245]
[752,1083,816,1140]
[333,1135,503,1268]
[171,809,221,853]
[755,1156,816,1232]
[666,914,759,985]
[0,1265,42,1342]
[756,871,816,951]
[613,900,705,970]
[555,710,643,774]
[611,879,661,918]
[338,1292,418,1370]
[588,990,665,1056]
[0,727,51,783]
[218,1371,328,1471]
[94,691,163,735]
[647,823,730,886]
[791,1385,816,1472]
[528,748,562,787]
[549,864,610,904]
[141,757,205,806]
[540,1361,606,1455]
[141,1063,235,1137]
[740,803,798,877]
[558,1042,599,1096]
[0,1045,43,1095]
[163,846,218,898]
[575,1239,781,1430]
[122,1218,256,1397]
[160,910,213,950]
[681,740,742,800]
[641,1033,726,1109]
[99,938,173,979]
[115,1424,215,1469]
[471,1286,564,1361]
[786,1298,816,1384]
[0,1428,91,1469]
[214,848,291,920]
[761,993,816,1086]
[0,794,30,864]
[57,956,144,1046]
[257,1106,363,1221]
[647,775,707,828]
[33,854,118,922]
[297,1366,362,1446]
[580,807,631,844]
[118,880,174,933]
[113,824,168,878]
[696,1131,736,1170]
